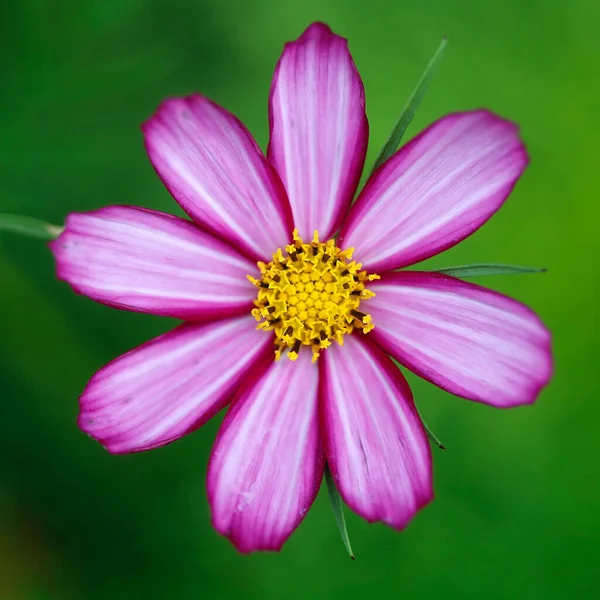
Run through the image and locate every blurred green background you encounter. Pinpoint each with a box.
[1,0,598,598]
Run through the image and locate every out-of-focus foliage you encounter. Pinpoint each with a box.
[1,1,598,599]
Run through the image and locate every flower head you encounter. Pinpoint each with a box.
[51,23,553,553]
[248,228,379,362]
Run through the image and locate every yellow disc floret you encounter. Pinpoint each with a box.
[248,229,380,362]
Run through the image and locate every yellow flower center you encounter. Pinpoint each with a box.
[248,229,379,362]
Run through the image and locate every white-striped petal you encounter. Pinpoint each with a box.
[369,272,553,407]
[208,351,322,553]
[79,315,270,453]
[143,94,293,261]
[321,335,433,529]
[339,110,528,272]
[268,22,368,240]
[51,206,256,320]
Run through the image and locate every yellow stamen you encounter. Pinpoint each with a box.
[248,229,379,362]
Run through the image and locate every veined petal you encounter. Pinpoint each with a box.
[321,336,433,529]
[78,315,270,453]
[339,110,529,271]
[50,206,256,320]
[268,22,368,240]
[208,352,323,553]
[369,272,553,407]
[143,94,293,261]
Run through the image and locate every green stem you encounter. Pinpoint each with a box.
[0,213,63,240]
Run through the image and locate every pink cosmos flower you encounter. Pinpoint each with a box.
[51,23,553,553]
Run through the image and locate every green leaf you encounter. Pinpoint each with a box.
[324,464,355,559]
[433,263,547,278]
[370,36,447,174]
[0,213,62,240]
[421,418,446,450]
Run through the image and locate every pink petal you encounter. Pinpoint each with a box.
[268,22,368,240]
[321,335,433,529]
[339,110,529,271]
[369,272,553,407]
[50,206,257,320]
[208,351,323,553]
[78,315,270,453]
[143,94,293,261]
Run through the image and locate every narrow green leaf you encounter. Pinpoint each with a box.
[370,36,447,174]
[324,464,355,559]
[414,405,445,450]
[433,263,547,278]
[0,213,63,240]
[421,418,446,450]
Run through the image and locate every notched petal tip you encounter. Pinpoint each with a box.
[469,107,531,164]
[299,21,336,40]
[216,523,290,555]
[48,212,87,285]
[141,93,207,131]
